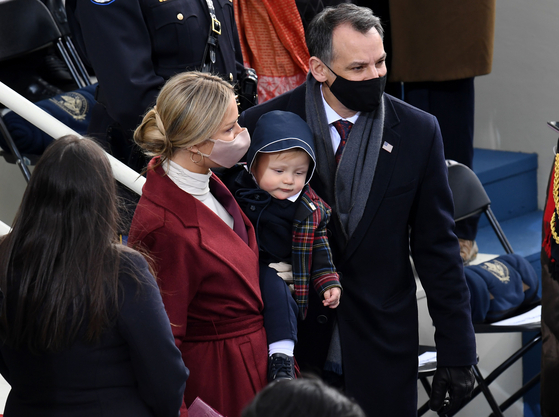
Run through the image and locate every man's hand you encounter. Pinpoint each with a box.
[430,366,475,416]
[323,287,341,308]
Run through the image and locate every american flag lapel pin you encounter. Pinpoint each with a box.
[382,141,393,153]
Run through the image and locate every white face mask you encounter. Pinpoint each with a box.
[198,128,251,168]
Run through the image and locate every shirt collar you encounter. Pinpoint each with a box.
[287,191,302,202]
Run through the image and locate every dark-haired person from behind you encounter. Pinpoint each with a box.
[242,377,365,417]
[0,135,187,417]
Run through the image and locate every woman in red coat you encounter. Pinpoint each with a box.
[128,72,268,417]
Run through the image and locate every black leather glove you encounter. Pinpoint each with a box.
[430,366,475,416]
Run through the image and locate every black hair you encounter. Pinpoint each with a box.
[242,377,366,417]
[0,135,135,353]
[306,3,384,65]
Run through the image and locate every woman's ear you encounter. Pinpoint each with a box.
[310,57,329,83]
[188,139,209,155]
[189,139,214,156]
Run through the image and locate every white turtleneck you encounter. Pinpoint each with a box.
[166,160,234,229]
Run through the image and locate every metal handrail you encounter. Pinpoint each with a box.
[0,220,10,236]
[0,81,145,196]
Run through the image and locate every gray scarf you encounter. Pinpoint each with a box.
[304,73,385,244]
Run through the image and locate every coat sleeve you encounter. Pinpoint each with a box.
[118,253,188,417]
[408,115,477,367]
[310,201,341,297]
[68,0,164,133]
[133,219,204,351]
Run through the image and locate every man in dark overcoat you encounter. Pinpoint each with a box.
[238,4,477,416]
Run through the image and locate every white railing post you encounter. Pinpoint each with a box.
[0,220,10,236]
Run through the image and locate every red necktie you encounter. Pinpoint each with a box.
[332,120,353,164]
[209,176,249,244]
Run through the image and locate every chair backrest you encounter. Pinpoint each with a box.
[0,0,62,62]
[446,160,491,222]
[42,0,72,36]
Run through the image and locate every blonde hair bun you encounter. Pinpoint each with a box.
[134,72,235,164]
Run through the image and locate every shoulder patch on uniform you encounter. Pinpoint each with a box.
[48,92,90,121]
[90,0,115,4]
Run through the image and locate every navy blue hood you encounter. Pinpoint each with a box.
[247,110,316,184]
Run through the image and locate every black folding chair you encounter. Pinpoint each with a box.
[0,115,38,182]
[0,0,92,181]
[41,0,92,89]
[447,160,514,255]
[418,160,541,417]
[0,0,91,89]
[417,346,438,416]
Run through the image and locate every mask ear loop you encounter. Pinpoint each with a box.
[321,60,337,89]
[323,61,337,76]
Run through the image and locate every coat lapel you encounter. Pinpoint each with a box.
[144,163,258,270]
[197,206,259,272]
[293,188,315,225]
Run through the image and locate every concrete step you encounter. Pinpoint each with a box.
[472,148,538,227]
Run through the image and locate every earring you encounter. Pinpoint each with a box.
[190,151,203,164]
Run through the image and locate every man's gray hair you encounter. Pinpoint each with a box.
[306,3,384,65]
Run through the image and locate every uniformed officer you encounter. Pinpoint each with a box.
[66,0,246,171]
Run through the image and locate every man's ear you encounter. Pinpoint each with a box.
[309,57,328,83]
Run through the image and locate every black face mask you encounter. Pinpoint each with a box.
[324,63,387,113]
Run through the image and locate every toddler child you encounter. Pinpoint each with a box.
[223,110,342,382]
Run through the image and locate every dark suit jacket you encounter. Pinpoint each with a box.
[239,82,477,417]
[0,251,187,417]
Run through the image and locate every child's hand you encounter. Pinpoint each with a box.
[322,287,341,308]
